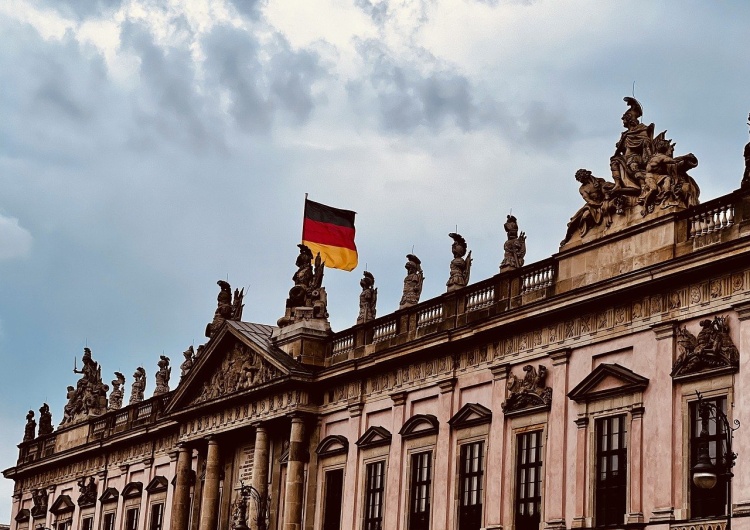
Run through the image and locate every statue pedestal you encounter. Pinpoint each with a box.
[272,318,331,367]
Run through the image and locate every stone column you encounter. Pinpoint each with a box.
[485,364,508,530]
[384,392,407,530]
[627,405,645,523]
[171,445,194,530]
[648,322,676,523]
[433,378,456,530]
[571,417,589,528]
[282,416,306,530]
[544,350,570,530]
[198,438,222,530]
[250,424,270,530]
[732,302,750,515]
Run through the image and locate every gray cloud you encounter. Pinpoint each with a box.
[30,0,125,20]
[0,214,32,261]
[226,0,266,20]
[354,0,389,26]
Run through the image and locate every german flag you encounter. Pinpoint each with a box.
[302,198,358,271]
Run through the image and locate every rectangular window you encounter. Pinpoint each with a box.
[125,508,139,530]
[364,461,385,530]
[81,517,94,530]
[690,396,728,518]
[56,521,71,530]
[595,415,627,527]
[101,512,115,530]
[459,441,484,530]
[323,468,344,530]
[408,451,432,530]
[149,504,164,530]
[516,431,543,530]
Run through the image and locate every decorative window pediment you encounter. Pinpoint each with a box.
[99,487,119,504]
[316,435,349,457]
[568,363,648,403]
[145,476,168,494]
[49,495,75,516]
[15,509,30,522]
[355,426,392,448]
[501,364,552,417]
[671,316,739,381]
[399,414,439,439]
[121,481,143,499]
[448,403,492,429]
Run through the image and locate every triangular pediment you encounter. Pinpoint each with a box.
[355,426,392,448]
[316,435,349,457]
[167,321,312,413]
[121,481,143,499]
[49,495,75,515]
[145,476,168,494]
[448,403,492,429]
[399,414,439,439]
[568,363,649,403]
[99,487,119,503]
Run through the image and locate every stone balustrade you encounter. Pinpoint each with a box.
[466,284,494,312]
[521,260,555,293]
[332,333,355,356]
[417,303,444,328]
[372,318,398,342]
[689,198,735,239]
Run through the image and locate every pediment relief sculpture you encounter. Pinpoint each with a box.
[671,316,739,379]
[193,342,281,405]
[562,97,700,247]
[501,364,552,416]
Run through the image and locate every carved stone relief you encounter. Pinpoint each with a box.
[501,364,552,415]
[671,316,740,379]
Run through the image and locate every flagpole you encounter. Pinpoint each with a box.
[301,193,308,243]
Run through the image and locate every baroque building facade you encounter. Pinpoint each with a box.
[5,100,750,530]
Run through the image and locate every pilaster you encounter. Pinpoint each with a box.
[732,301,750,515]
[545,349,570,530]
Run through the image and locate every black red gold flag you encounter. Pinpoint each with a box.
[302,198,358,271]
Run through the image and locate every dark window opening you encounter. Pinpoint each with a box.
[595,415,627,527]
[364,460,385,530]
[125,508,139,530]
[408,451,432,530]
[323,468,344,530]
[459,441,484,530]
[516,431,543,530]
[690,396,729,519]
[149,503,164,530]
[101,512,116,530]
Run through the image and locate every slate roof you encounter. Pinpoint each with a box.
[226,320,314,375]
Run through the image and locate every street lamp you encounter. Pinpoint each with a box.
[232,482,269,530]
[691,391,740,530]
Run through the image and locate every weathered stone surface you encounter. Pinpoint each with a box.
[38,403,53,436]
[180,346,195,381]
[153,355,171,396]
[501,364,552,415]
[500,214,526,271]
[277,244,329,328]
[206,280,244,339]
[108,372,125,411]
[446,232,472,292]
[357,271,377,324]
[23,410,35,442]
[399,254,424,309]
[61,348,108,425]
[671,316,739,378]
[129,367,146,405]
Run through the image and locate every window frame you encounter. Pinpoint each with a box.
[457,439,485,530]
[594,414,628,527]
[101,511,116,530]
[322,467,345,530]
[124,507,139,530]
[515,429,544,530]
[363,459,386,530]
[689,395,729,519]
[407,450,433,530]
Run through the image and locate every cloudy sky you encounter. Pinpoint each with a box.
[1,0,749,519]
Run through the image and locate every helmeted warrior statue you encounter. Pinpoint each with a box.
[108,372,125,411]
[153,355,171,396]
[277,243,328,327]
[399,254,424,309]
[500,214,526,271]
[38,403,53,436]
[357,271,377,324]
[206,280,245,339]
[129,367,146,405]
[23,410,35,442]
[446,233,472,292]
[180,346,195,381]
[742,113,750,189]
[61,348,108,425]
[561,97,700,247]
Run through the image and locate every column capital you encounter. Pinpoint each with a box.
[548,348,571,366]
[631,405,645,419]
[734,301,750,321]
[390,391,407,407]
[574,417,589,428]
[437,377,456,394]
[651,320,678,341]
[490,363,509,381]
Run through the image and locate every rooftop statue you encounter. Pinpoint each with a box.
[446,233,472,292]
[500,214,526,271]
[38,403,53,436]
[129,367,146,405]
[23,410,35,443]
[61,348,108,425]
[562,97,700,247]
[206,280,245,339]
[108,372,125,411]
[357,271,377,324]
[180,346,195,381]
[277,244,328,327]
[153,355,171,396]
[743,113,750,189]
[399,254,424,309]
